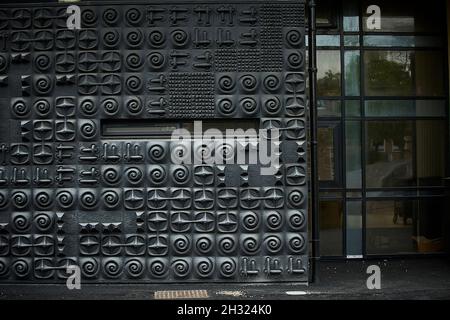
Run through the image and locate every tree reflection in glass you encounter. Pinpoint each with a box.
[317,50,341,96]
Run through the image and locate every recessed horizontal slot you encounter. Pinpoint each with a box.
[101,119,260,139]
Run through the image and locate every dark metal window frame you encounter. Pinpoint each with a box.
[314,0,449,260]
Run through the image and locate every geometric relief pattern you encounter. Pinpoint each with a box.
[0,1,307,283]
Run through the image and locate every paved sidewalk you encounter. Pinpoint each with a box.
[1,258,449,300]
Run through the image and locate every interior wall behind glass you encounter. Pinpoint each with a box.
[365,120,445,188]
[366,199,446,255]
[319,200,344,256]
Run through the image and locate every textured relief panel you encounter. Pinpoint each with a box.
[0,1,307,283]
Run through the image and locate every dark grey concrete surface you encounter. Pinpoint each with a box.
[1,258,449,300]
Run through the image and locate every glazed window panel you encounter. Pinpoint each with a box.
[415,51,445,97]
[319,200,344,256]
[365,120,445,188]
[318,121,342,187]
[344,50,360,96]
[346,201,363,256]
[345,100,361,117]
[363,35,443,48]
[318,126,336,182]
[343,0,359,32]
[346,121,362,189]
[344,35,360,47]
[364,51,413,96]
[364,100,446,117]
[364,50,445,97]
[318,100,341,117]
[317,50,342,97]
[366,199,446,255]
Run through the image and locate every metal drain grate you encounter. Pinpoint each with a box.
[154,290,209,300]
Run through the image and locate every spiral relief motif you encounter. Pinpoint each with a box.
[102,8,119,25]
[218,236,236,255]
[173,235,191,255]
[34,54,51,72]
[12,191,29,209]
[12,100,30,117]
[79,99,96,116]
[126,29,143,48]
[125,8,142,26]
[148,144,166,162]
[103,30,120,47]
[172,166,189,184]
[265,236,282,254]
[148,30,166,47]
[264,96,281,115]
[240,74,257,92]
[149,165,166,184]
[147,52,165,70]
[196,144,213,162]
[288,190,303,207]
[218,75,235,92]
[289,235,305,253]
[125,259,144,278]
[218,98,235,116]
[12,259,29,278]
[286,29,303,47]
[217,143,234,162]
[0,4,309,284]
[12,100,30,118]
[219,259,237,278]
[172,259,190,278]
[103,259,122,278]
[289,211,305,230]
[34,213,53,232]
[80,191,98,209]
[196,237,213,254]
[242,236,260,255]
[126,97,142,115]
[149,259,168,278]
[195,258,214,278]
[125,167,143,184]
[56,190,74,209]
[81,9,97,26]
[171,144,189,163]
[171,29,189,47]
[265,211,282,230]
[125,53,143,71]
[35,191,52,209]
[80,121,97,139]
[287,51,303,69]
[34,76,52,95]
[125,75,143,93]
[34,99,51,117]
[263,75,281,93]
[81,258,99,278]
[242,211,259,232]
[101,98,119,115]
[103,190,120,209]
[13,213,30,232]
[103,167,120,185]
[240,97,257,115]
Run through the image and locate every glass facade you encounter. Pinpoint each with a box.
[315,0,448,258]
